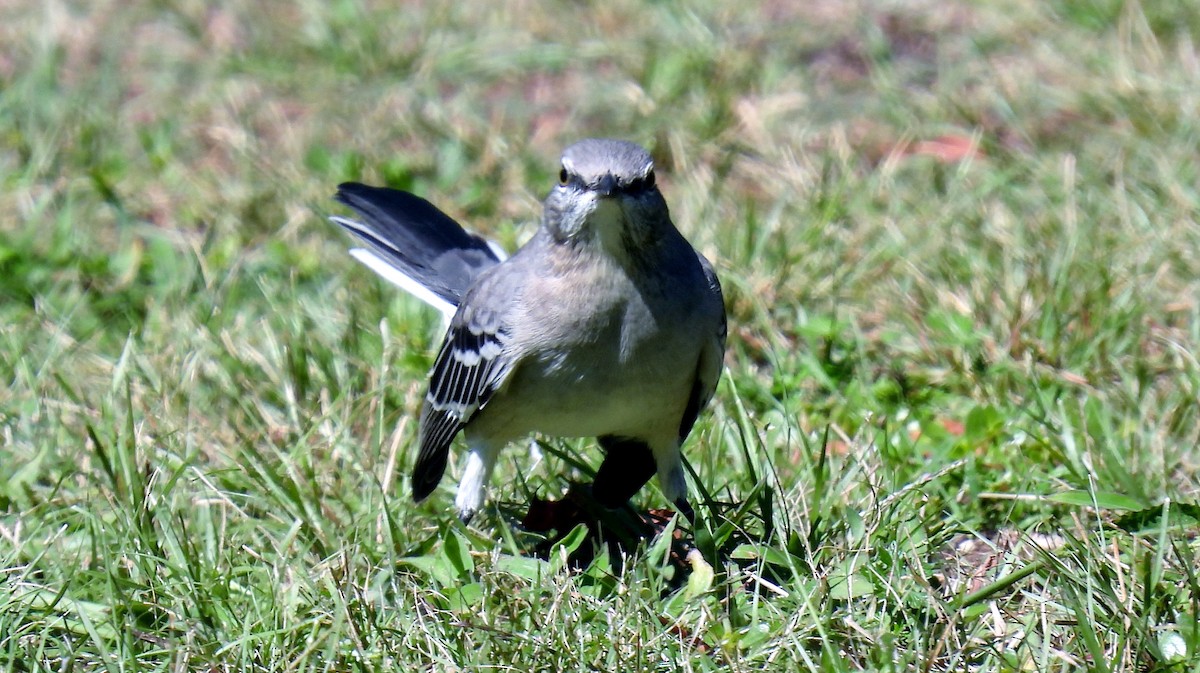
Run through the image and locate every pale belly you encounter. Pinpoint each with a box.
[467,331,699,443]
[513,366,690,437]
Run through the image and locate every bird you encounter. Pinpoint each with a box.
[329,138,726,523]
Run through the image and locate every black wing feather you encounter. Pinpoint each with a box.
[676,252,726,442]
[411,317,513,501]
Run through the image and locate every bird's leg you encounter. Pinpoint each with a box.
[651,441,690,517]
[672,496,696,525]
[455,438,501,522]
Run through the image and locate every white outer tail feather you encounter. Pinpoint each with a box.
[348,247,457,319]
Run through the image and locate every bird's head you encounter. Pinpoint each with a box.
[543,139,671,254]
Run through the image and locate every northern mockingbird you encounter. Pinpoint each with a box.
[329,139,726,522]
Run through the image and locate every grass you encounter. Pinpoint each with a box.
[2,0,1199,669]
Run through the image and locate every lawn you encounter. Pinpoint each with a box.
[2,0,1198,670]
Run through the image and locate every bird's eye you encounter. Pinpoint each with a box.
[645,170,656,188]
[559,168,569,185]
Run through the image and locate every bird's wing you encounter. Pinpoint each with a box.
[678,252,727,441]
[411,271,521,501]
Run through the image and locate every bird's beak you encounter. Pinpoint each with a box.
[595,173,618,198]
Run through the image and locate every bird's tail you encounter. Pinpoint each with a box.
[330,182,504,317]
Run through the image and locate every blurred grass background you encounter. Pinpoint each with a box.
[2,0,1199,670]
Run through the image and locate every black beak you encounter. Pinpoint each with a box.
[595,173,618,197]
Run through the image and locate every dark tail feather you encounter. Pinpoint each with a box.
[332,183,502,307]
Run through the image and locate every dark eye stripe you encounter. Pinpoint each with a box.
[558,171,658,193]
[626,171,656,192]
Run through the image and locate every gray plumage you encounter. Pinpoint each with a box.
[330,139,726,521]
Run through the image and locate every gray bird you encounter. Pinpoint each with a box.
[330,139,726,522]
